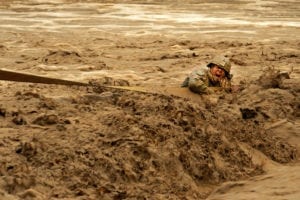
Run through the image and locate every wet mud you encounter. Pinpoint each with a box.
[0,0,300,199]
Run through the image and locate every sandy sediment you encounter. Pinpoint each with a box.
[0,0,300,199]
[0,71,299,199]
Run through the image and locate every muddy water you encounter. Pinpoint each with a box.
[1,1,299,39]
[0,1,299,199]
[0,0,299,84]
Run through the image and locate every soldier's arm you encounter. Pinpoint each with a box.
[188,69,209,94]
[220,78,232,92]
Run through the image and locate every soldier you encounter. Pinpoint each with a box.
[181,56,232,94]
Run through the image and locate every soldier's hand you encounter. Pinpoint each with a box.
[231,85,241,93]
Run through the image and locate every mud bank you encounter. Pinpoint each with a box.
[0,71,299,199]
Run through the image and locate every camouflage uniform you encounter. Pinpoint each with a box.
[182,56,232,94]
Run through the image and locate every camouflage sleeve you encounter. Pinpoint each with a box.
[181,76,190,87]
[187,69,209,94]
[220,77,232,92]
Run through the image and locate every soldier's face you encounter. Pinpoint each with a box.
[210,65,225,79]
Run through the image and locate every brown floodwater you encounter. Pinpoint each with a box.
[0,0,299,83]
[1,1,299,39]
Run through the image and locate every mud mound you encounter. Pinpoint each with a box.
[256,67,291,89]
[0,78,297,199]
[42,49,83,64]
[40,48,109,71]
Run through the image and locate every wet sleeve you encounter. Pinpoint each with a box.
[181,76,190,87]
[187,69,208,94]
[220,77,232,92]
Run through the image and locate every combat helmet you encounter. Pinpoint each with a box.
[207,56,231,78]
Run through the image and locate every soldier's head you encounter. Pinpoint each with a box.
[207,56,231,79]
